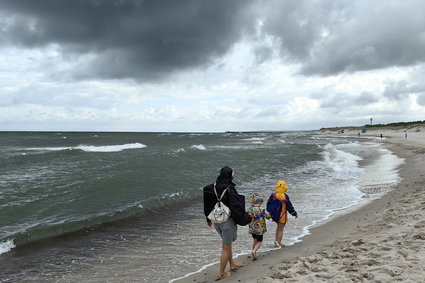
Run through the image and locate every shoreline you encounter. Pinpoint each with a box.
[175,130,425,282]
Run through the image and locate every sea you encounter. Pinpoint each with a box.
[0,131,404,282]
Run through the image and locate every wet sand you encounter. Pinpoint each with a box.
[175,128,425,282]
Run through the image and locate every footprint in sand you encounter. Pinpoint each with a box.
[413,220,425,228]
[398,249,409,259]
[351,239,365,246]
[364,259,380,266]
[383,267,403,277]
[413,233,425,240]
[315,272,334,279]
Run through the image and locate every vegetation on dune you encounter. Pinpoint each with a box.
[320,120,425,132]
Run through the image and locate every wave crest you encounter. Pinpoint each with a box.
[27,143,147,153]
[190,144,206,150]
[0,239,15,255]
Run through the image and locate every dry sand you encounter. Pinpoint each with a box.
[175,128,425,283]
[324,126,425,150]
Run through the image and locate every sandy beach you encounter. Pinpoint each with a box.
[176,128,425,282]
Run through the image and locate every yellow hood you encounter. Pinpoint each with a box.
[275,180,287,200]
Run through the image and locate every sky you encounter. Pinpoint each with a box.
[0,0,424,132]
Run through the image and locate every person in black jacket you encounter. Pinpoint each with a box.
[203,166,241,279]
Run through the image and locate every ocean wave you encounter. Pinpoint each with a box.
[243,137,266,142]
[76,143,147,152]
[25,143,147,153]
[321,143,362,173]
[159,191,184,199]
[0,190,199,250]
[294,143,363,182]
[172,148,186,154]
[210,145,250,150]
[0,239,15,255]
[190,144,206,150]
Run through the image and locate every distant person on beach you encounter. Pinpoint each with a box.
[246,193,270,261]
[267,181,298,247]
[203,166,241,279]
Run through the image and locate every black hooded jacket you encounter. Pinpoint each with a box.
[203,166,237,223]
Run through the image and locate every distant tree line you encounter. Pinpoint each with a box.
[320,120,425,131]
[364,120,425,128]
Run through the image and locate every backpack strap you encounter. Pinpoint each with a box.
[213,183,228,202]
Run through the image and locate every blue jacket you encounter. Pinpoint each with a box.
[266,193,297,217]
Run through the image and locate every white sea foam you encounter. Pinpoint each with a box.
[0,239,15,255]
[172,148,186,154]
[26,143,147,152]
[359,147,404,195]
[76,143,146,152]
[320,143,363,174]
[210,145,251,150]
[160,191,183,199]
[243,137,266,142]
[169,261,218,283]
[190,144,206,150]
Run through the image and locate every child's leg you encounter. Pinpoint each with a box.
[252,238,258,250]
[251,240,257,254]
[276,223,286,246]
[274,222,284,245]
[274,223,279,244]
[253,239,262,254]
[251,235,259,260]
[252,235,263,260]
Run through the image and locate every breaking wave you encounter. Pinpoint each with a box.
[0,239,15,256]
[26,143,147,153]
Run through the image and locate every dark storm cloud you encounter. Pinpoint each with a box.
[3,0,425,81]
[260,0,323,60]
[0,0,256,81]
[261,0,425,75]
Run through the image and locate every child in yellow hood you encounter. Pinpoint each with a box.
[266,180,298,247]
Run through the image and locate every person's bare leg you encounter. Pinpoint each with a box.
[251,238,258,260]
[218,244,232,279]
[252,238,257,251]
[228,245,240,271]
[277,223,285,247]
[252,240,262,260]
[274,223,279,245]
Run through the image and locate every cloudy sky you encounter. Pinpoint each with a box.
[0,0,424,132]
